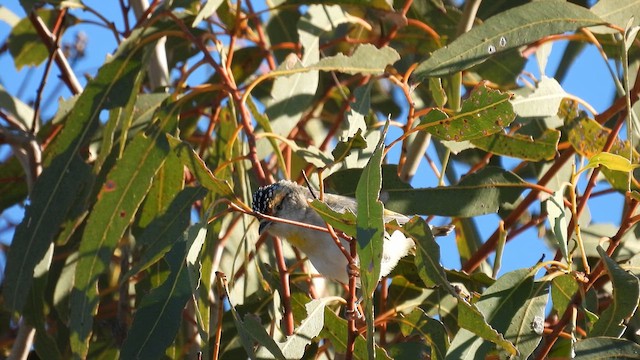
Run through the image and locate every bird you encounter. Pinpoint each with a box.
[251,180,454,284]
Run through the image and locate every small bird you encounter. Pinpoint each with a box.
[252,180,453,284]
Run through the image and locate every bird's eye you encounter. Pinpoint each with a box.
[275,202,283,212]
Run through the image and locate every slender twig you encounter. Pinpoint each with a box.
[29,12,83,95]
[31,9,67,134]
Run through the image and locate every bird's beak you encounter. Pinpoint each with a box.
[258,220,272,235]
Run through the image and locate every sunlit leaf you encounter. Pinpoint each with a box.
[4,39,148,314]
[69,130,171,358]
[418,84,515,141]
[546,188,569,262]
[580,152,640,174]
[551,274,579,316]
[510,76,567,118]
[355,124,386,359]
[413,1,603,79]
[471,129,560,161]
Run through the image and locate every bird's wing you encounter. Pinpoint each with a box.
[382,208,411,224]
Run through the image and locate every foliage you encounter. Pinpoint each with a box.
[1,0,640,358]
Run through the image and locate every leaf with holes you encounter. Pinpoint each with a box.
[418,84,515,141]
[413,1,603,79]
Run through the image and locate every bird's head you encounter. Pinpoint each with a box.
[252,180,310,234]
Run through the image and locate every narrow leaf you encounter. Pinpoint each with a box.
[321,308,392,360]
[590,246,640,337]
[355,124,387,359]
[392,217,454,292]
[413,1,603,79]
[69,130,171,358]
[192,0,224,27]
[384,167,526,217]
[580,152,640,174]
[4,42,147,313]
[126,186,207,278]
[504,281,549,359]
[120,219,207,360]
[256,298,330,359]
[546,189,569,262]
[308,199,357,237]
[312,44,400,75]
[447,269,533,358]
[169,136,235,199]
[574,337,640,359]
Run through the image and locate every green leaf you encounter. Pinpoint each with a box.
[321,308,392,360]
[324,164,411,197]
[398,308,449,360]
[355,124,386,359]
[222,284,285,360]
[312,44,400,75]
[471,48,526,87]
[471,129,560,161]
[256,298,330,359]
[8,10,77,69]
[135,149,184,230]
[510,76,567,118]
[384,167,526,217]
[418,84,515,141]
[0,155,29,213]
[546,189,569,262]
[126,186,208,279]
[551,274,579,316]
[392,217,454,292]
[168,136,235,199]
[120,219,207,360]
[592,0,640,31]
[580,152,640,174]
[452,301,517,359]
[590,246,640,337]
[342,83,373,140]
[0,84,34,129]
[574,337,640,359]
[261,4,339,157]
[3,40,147,314]
[448,269,534,358]
[413,1,603,79]
[308,199,357,237]
[69,130,171,358]
[192,0,224,27]
[332,129,367,163]
[23,244,63,360]
[566,115,640,190]
[504,281,549,359]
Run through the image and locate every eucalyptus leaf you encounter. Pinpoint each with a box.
[413,1,603,79]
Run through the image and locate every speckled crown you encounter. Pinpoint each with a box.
[252,183,279,214]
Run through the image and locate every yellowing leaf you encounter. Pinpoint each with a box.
[580,152,640,174]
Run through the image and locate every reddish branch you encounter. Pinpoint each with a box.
[29,11,83,95]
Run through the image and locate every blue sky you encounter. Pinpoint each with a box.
[0,1,625,275]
